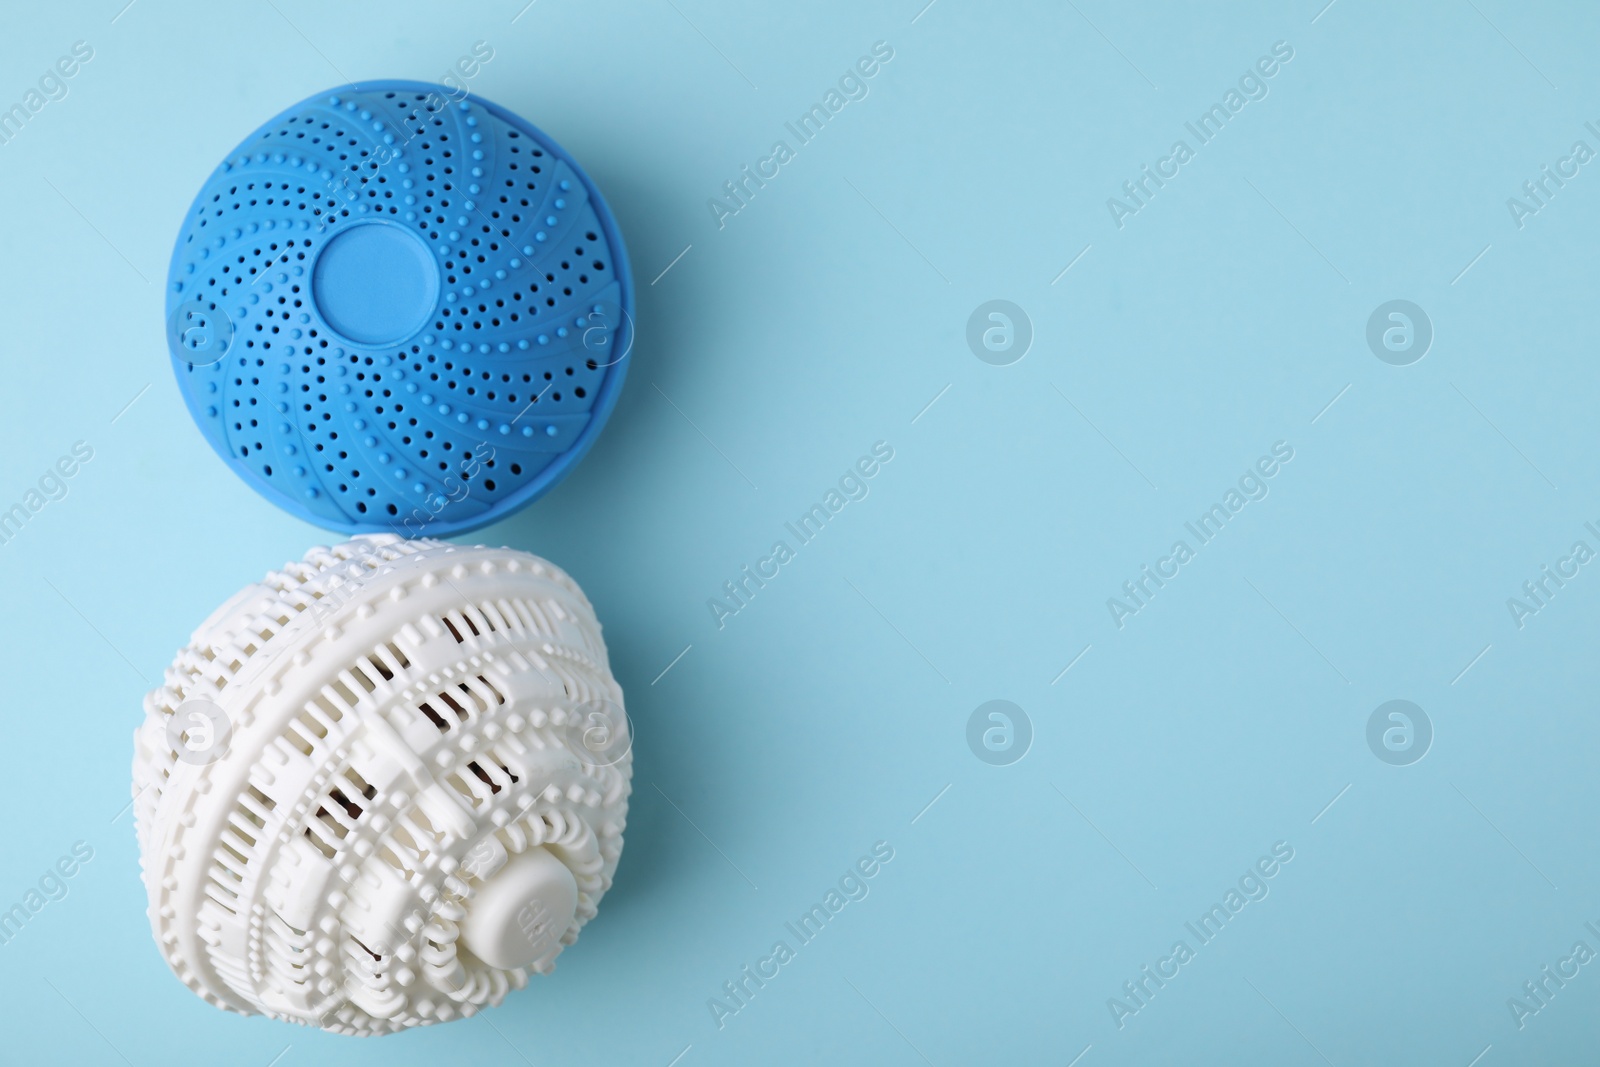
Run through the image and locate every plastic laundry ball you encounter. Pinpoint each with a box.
[132,534,632,1035]
[166,82,634,535]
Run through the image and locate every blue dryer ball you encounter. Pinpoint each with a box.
[166,81,633,536]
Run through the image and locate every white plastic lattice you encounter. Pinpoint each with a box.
[132,535,631,1036]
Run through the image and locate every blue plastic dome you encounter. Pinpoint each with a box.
[166,81,633,536]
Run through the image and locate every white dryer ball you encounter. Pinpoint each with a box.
[132,535,631,1035]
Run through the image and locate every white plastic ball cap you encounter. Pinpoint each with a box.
[461,846,579,971]
[132,535,632,1036]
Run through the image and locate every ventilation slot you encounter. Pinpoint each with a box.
[346,664,377,694]
[263,914,316,996]
[203,871,240,916]
[280,723,316,758]
[418,700,452,732]
[438,691,470,721]
[246,784,277,813]
[518,597,556,636]
[304,768,378,860]
[478,674,507,706]
[326,678,361,711]
[369,641,410,682]
[417,675,503,736]
[448,756,519,809]
[479,600,518,635]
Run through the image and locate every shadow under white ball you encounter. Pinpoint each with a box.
[132,535,631,1035]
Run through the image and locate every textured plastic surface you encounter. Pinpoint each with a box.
[132,535,632,1035]
[166,82,634,535]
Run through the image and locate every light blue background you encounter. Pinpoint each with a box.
[0,1,1596,1064]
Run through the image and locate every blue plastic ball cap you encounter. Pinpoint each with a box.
[166,81,634,536]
